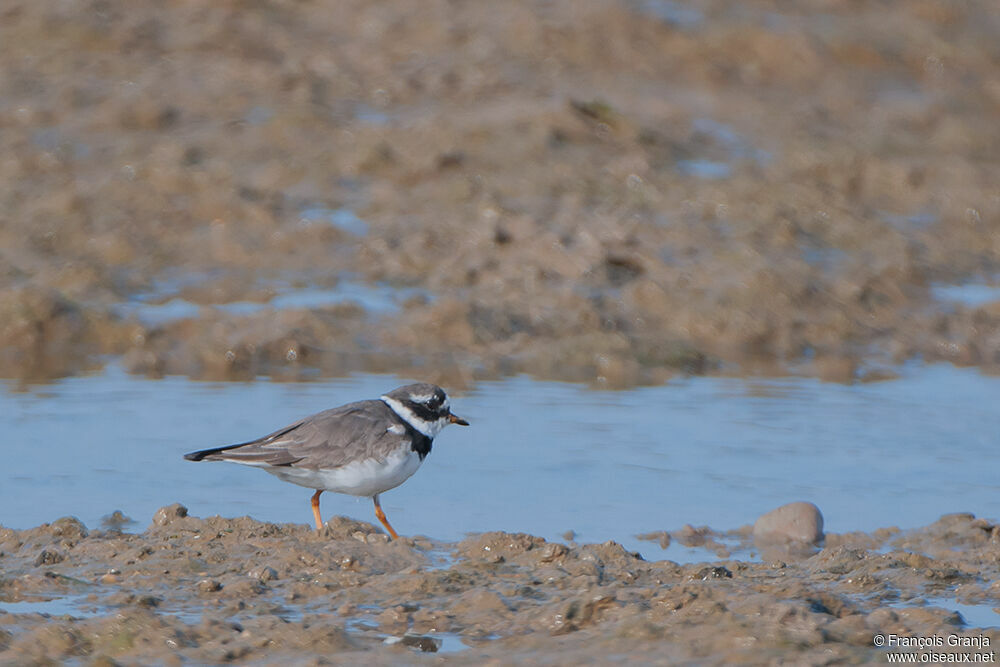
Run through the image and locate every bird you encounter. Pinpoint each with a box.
[183,383,469,539]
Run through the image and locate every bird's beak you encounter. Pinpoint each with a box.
[449,413,470,426]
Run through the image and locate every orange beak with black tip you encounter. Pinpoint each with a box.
[449,412,470,426]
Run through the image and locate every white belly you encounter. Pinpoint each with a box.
[257,445,423,497]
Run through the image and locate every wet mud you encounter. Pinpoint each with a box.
[1,509,998,664]
[1,0,999,387]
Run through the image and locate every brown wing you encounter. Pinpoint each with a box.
[183,400,409,469]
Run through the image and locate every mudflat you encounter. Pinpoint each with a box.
[1,509,998,663]
[2,0,999,663]
[1,0,998,387]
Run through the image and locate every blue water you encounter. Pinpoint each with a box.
[1,363,997,561]
[892,598,1000,630]
[0,595,99,618]
[115,281,430,326]
[932,283,1000,308]
[298,206,369,236]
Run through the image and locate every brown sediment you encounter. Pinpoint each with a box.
[0,510,997,663]
[0,0,998,387]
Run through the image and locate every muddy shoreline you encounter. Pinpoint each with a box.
[1,508,998,664]
[3,0,999,660]
[2,0,999,388]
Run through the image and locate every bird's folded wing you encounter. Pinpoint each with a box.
[186,400,407,470]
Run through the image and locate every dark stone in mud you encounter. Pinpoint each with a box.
[247,565,278,582]
[391,633,441,653]
[695,566,732,580]
[151,503,188,527]
[33,548,65,566]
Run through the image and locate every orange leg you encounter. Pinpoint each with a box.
[372,494,399,540]
[311,490,324,531]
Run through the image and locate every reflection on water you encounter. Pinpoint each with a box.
[1,363,997,563]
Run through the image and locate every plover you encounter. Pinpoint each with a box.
[183,383,469,539]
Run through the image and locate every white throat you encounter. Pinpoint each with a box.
[381,395,448,438]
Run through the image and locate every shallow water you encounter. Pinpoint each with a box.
[2,363,997,561]
[932,282,1000,308]
[115,280,429,326]
[0,595,99,619]
[892,598,1000,631]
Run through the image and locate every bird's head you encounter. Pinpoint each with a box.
[381,383,469,438]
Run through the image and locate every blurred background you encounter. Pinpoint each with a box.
[1,0,998,388]
[1,0,998,544]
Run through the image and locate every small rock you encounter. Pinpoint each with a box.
[338,555,359,571]
[540,543,569,562]
[637,531,671,549]
[386,633,441,653]
[152,503,188,526]
[197,578,222,593]
[248,565,278,582]
[48,516,89,540]
[34,548,65,566]
[753,501,824,546]
[695,566,732,580]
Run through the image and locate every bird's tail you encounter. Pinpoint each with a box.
[183,443,243,462]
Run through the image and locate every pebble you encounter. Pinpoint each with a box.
[152,503,189,527]
[753,501,824,545]
[197,578,222,593]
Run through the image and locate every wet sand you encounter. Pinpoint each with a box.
[1,0,999,387]
[1,509,998,664]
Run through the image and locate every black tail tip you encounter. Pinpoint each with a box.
[183,451,205,461]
